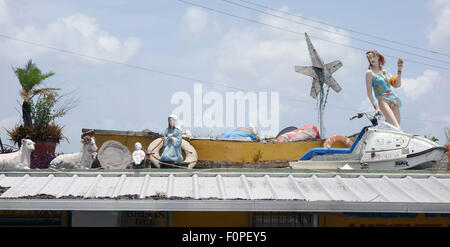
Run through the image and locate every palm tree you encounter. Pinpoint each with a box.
[13,60,58,127]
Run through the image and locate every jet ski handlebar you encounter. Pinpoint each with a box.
[350,112,381,126]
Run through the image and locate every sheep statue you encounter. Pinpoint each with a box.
[0,139,35,169]
[50,136,98,169]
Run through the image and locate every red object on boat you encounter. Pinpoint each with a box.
[276,125,320,143]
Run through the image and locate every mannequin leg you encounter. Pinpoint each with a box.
[379,98,400,128]
[391,103,401,126]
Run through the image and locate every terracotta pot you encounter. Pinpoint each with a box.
[31,140,57,169]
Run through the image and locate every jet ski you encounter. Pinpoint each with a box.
[290,112,447,170]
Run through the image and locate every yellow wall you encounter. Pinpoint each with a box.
[91,134,351,163]
[2,210,449,227]
[189,139,331,162]
[172,212,252,227]
[319,212,450,227]
[125,211,450,227]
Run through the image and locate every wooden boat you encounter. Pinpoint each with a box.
[82,128,353,168]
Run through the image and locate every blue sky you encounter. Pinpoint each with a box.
[1,0,449,153]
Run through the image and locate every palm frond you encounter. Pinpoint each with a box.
[13,59,55,92]
[40,71,55,81]
[24,59,37,71]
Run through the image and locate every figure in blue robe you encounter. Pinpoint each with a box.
[160,114,183,163]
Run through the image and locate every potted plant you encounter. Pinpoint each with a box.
[6,59,73,169]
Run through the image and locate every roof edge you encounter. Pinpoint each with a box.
[1,200,449,213]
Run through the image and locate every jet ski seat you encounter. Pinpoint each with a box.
[299,127,368,160]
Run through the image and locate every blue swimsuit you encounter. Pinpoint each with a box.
[372,73,402,108]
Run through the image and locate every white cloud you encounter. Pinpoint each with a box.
[442,115,450,123]
[0,0,9,24]
[427,0,450,49]
[180,7,219,39]
[415,111,449,145]
[401,69,441,99]
[211,6,362,99]
[0,0,140,64]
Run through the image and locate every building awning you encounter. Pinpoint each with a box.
[1,171,449,212]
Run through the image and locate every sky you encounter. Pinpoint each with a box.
[0,0,449,153]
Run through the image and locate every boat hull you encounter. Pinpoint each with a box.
[82,128,351,164]
[290,147,447,170]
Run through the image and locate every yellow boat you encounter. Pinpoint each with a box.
[82,128,354,168]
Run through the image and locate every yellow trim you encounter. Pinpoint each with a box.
[91,134,351,163]
[172,212,251,227]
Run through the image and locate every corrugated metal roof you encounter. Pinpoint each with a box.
[0,172,449,212]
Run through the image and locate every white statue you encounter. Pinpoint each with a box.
[50,136,97,169]
[132,142,146,168]
[0,138,35,169]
